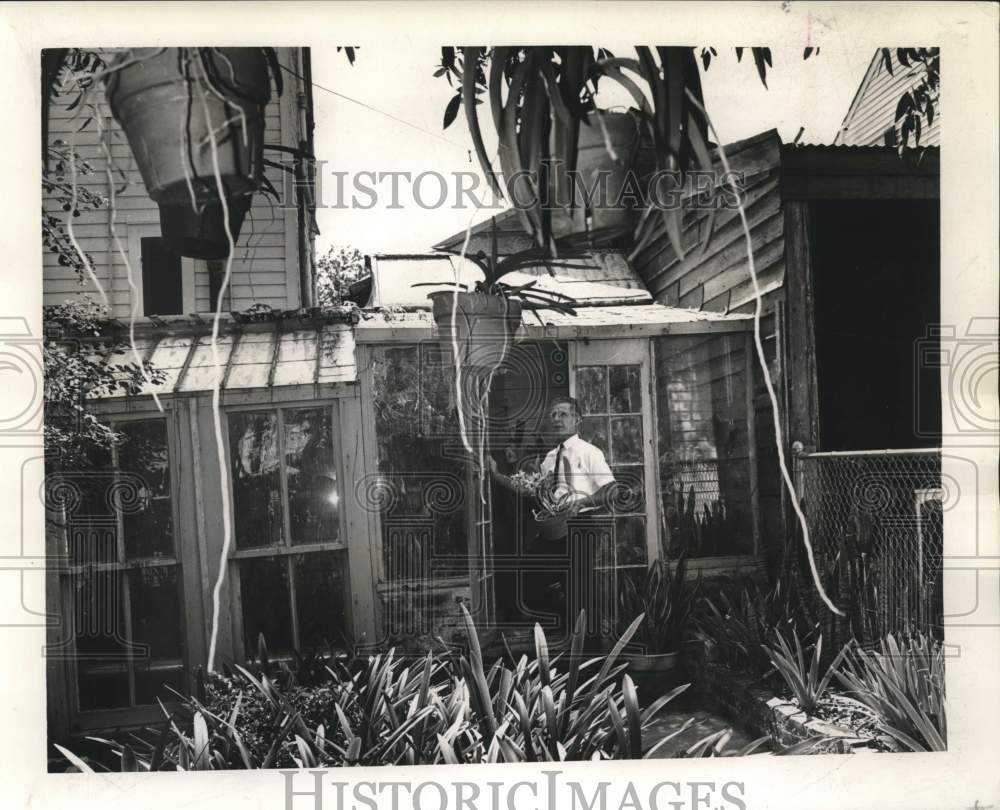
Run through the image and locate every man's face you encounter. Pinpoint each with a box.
[548,402,579,442]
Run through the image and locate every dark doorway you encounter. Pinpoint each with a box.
[810,199,940,450]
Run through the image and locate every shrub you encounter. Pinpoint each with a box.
[618,555,699,655]
[56,608,700,770]
[763,630,848,716]
[694,576,812,678]
[835,633,946,752]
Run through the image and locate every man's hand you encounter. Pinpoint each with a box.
[552,493,582,518]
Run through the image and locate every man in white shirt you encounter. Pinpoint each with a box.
[539,397,617,517]
[491,396,617,646]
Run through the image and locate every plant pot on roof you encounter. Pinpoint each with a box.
[106,47,277,258]
[438,46,716,260]
[417,219,583,374]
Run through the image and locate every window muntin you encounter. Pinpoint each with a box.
[653,333,753,558]
[65,418,185,712]
[576,363,647,570]
[227,404,348,655]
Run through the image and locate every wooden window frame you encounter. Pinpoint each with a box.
[222,398,353,662]
[570,342,656,572]
[647,329,761,569]
[52,409,191,732]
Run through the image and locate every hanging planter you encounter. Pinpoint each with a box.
[106,47,273,254]
[157,194,252,260]
[548,110,641,245]
[427,290,523,373]
[438,47,716,259]
[416,220,583,374]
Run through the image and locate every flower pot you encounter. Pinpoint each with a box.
[106,47,270,206]
[158,194,252,259]
[548,110,641,245]
[534,512,568,542]
[625,650,680,674]
[427,291,522,372]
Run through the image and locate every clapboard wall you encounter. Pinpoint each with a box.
[834,49,940,148]
[43,47,306,318]
[631,130,785,315]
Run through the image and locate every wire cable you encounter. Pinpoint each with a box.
[276,61,471,155]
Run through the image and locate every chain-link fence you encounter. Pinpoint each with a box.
[793,449,943,650]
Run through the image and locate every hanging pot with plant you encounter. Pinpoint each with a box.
[106,47,278,257]
[416,219,583,374]
[437,46,717,260]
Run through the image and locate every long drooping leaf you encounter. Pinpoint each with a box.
[462,46,502,197]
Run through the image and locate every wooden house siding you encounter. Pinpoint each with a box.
[835,50,940,147]
[631,130,785,314]
[44,48,305,318]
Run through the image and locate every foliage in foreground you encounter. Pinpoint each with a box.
[694,575,813,679]
[836,633,946,752]
[56,609,704,771]
[763,630,848,716]
[619,555,699,655]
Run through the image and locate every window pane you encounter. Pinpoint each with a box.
[229,411,283,548]
[610,465,645,513]
[610,416,642,464]
[579,416,608,454]
[65,443,118,566]
[609,366,641,414]
[654,334,753,558]
[239,557,292,653]
[115,419,174,559]
[614,516,647,568]
[293,552,348,650]
[284,407,340,546]
[576,366,607,415]
[73,570,129,710]
[69,523,118,567]
[372,346,468,581]
[129,567,185,705]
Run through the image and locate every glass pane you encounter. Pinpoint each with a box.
[372,345,468,581]
[129,566,184,705]
[614,516,647,568]
[609,366,641,414]
[654,334,752,558]
[69,523,117,567]
[576,366,607,415]
[118,420,173,559]
[65,443,118,566]
[284,408,340,546]
[239,557,292,653]
[610,416,642,464]
[229,411,283,548]
[610,465,645,513]
[135,664,185,707]
[579,416,608,454]
[77,660,129,711]
[383,522,433,581]
[293,552,348,650]
[73,570,130,710]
